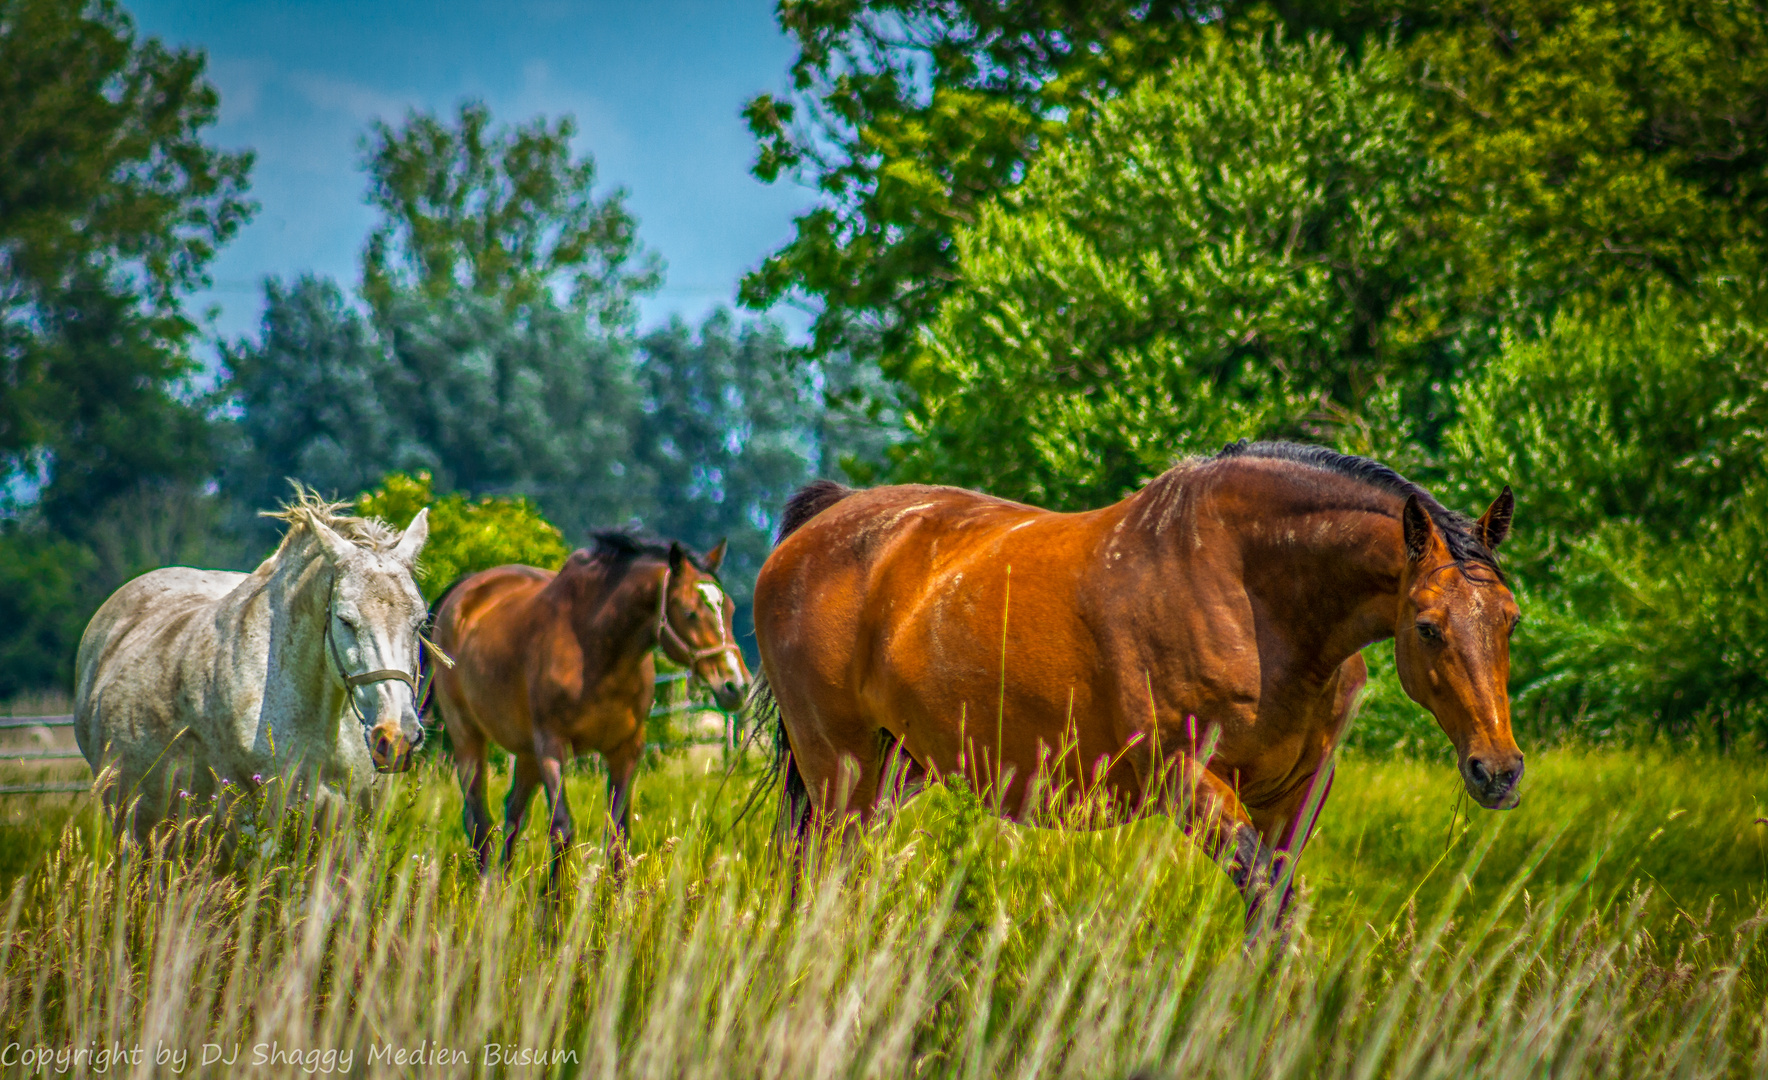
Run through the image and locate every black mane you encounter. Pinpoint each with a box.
[1216,440,1500,571]
[587,529,703,570]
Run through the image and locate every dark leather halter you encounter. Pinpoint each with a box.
[323,607,431,756]
[654,566,743,674]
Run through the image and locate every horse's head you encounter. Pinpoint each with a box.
[662,538,751,711]
[314,509,431,773]
[1392,489,1524,809]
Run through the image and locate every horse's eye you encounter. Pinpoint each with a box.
[1416,621,1443,644]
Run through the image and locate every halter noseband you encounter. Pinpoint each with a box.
[654,564,742,673]
[323,607,429,755]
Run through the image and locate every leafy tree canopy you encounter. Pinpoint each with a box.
[356,471,568,602]
[221,276,640,541]
[1408,0,1768,351]
[740,0,1207,367]
[1443,283,1768,744]
[361,100,660,329]
[748,0,1768,383]
[897,32,1437,509]
[633,310,827,610]
[0,0,253,312]
[0,0,252,507]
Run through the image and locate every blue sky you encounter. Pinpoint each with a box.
[128,0,816,345]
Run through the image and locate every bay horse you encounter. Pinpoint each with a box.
[430,532,750,876]
[75,489,431,842]
[751,441,1522,930]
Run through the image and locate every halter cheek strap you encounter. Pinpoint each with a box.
[654,566,743,671]
[324,609,427,752]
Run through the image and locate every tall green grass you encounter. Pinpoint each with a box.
[1,748,1765,1077]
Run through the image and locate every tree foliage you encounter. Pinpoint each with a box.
[221,277,640,541]
[356,471,568,602]
[1404,0,1768,352]
[360,100,660,329]
[1443,285,1768,744]
[0,0,253,696]
[741,0,1207,366]
[897,33,1437,509]
[0,0,253,314]
[1,0,252,501]
[631,311,833,637]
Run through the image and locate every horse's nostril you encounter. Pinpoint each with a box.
[1467,758,1491,786]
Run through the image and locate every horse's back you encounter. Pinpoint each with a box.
[74,566,246,777]
[434,564,554,658]
[432,564,558,741]
[754,483,1090,714]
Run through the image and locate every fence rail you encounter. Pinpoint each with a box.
[0,714,74,730]
[0,784,87,796]
[1,674,742,798]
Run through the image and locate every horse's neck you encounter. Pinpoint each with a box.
[257,536,345,735]
[1127,464,1405,668]
[1220,467,1405,663]
[559,559,661,687]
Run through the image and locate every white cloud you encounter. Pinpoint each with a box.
[289,71,419,126]
[209,58,273,122]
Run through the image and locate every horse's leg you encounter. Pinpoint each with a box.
[535,751,574,893]
[788,720,889,872]
[499,754,543,870]
[1247,654,1367,930]
[1149,754,1288,936]
[602,732,642,865]
[451,724,495,874]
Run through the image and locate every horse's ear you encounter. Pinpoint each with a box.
[392,507,429,567]
[703,538,727,574]
[1402,494,1438,566]
[310,516,358,566]
[668,541,685,574]
[1477,486,1514,551]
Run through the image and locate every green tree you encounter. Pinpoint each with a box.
[356,471,568,602]
[0,0,253,694]
[897,33,1438,510]
[1406,0,1768,353]
[361,100,660,329]
[221,278,643,541]
[741,0,1204,369]
[1,0,252,501]
[1443,283,1768,743]
[631,311,824,621]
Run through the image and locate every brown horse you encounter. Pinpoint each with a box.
[431,532,749,876]
[751,441,1521,929]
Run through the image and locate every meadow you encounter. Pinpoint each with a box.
[1,743,1767,1078]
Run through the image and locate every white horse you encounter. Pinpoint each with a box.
[74,490,431,840]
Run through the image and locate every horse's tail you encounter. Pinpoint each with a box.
[718,481,852,845]
[725,668,811,848]
[776,479,853,544]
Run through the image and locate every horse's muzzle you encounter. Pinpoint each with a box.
[1462,751,1524,810]
[370,720,423,773]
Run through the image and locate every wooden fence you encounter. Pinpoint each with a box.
[0,714,83,796]
[0,671,740,798]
